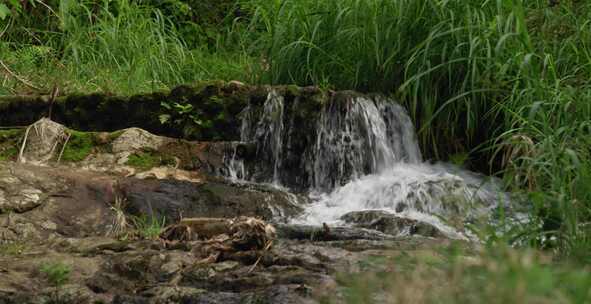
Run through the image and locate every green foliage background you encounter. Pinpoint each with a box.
[1,0,590,261]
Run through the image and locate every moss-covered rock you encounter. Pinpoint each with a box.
[0,147,18,161]
[61,130,96,162]
[0,82,288,142]
[125,149,176,170]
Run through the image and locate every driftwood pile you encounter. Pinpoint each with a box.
[159,217,275,264]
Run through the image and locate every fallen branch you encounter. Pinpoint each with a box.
[160,217,276,265]
[17,124,33,163]
[248,240,273,273]
[0,60,41,91]
[56,132,71,164]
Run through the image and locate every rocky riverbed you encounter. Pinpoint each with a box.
[0,84,485,303]
[0,139,455,304]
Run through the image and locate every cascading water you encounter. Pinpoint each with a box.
[300,162,506,240]
[236,91,285,186]
[312,96,421,191]
[259,91,285,185]
[225,90,507,240]
[224,144,246,182]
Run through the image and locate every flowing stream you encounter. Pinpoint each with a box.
[225,90,507,239]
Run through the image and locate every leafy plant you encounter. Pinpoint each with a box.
[40,262,71,304]
[0,4,10,20]
[131,214,166,240]
[160,101,203,126]
[159,100,214,138]
[40,262,71,287]
[0,0,37,20]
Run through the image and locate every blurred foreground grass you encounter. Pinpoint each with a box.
[325,243,591,304]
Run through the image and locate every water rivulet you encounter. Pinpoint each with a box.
[226,90,507,239]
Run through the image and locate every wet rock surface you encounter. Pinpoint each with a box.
[120,178,304,221]
[0,233,451,304]
[0,159,457,303]
[341,210,446,238]
[0,87,483,303]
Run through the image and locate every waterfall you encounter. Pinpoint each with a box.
[312,96,421,191]
[224,144,246,182]
[225,89,507,239]
[236,91,423,190]
[241,90,286,186]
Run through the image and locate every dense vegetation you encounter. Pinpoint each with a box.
[1,0,590,264]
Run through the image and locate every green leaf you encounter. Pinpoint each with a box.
[564,148,581,168]
[160,101,172,110]
[0,4,10,20]
[174,103,193,114]
[158,114,171,124]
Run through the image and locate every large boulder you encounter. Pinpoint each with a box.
[119,178,305,222]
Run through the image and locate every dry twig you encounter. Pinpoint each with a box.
[56,132,71,164]
[0,60,41,91]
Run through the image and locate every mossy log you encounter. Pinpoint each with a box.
[0,83,324,142]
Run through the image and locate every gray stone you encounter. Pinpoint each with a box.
[341,210,445,238]
[160,261,182,277]
[18,118,68,164]
[0,188,44,213]
[141,286,206,303]
[212,261,239,272]
[111,128,165,153]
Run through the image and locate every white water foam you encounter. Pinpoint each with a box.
[296,162,506,239]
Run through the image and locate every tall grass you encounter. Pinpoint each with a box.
[0,0,253,94]
[245,0,581,155]
[247,0,591,257]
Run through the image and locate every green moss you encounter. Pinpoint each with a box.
[286,85,301,96]
[107,130,124,141]
[0,129,24,139]
[125,149,176,170]
[0,129,24,161]
[126,152,160,170]
[194,80,224,93]
[0,242,27,256]
[61,130,95,162]
[0,146,18,161]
